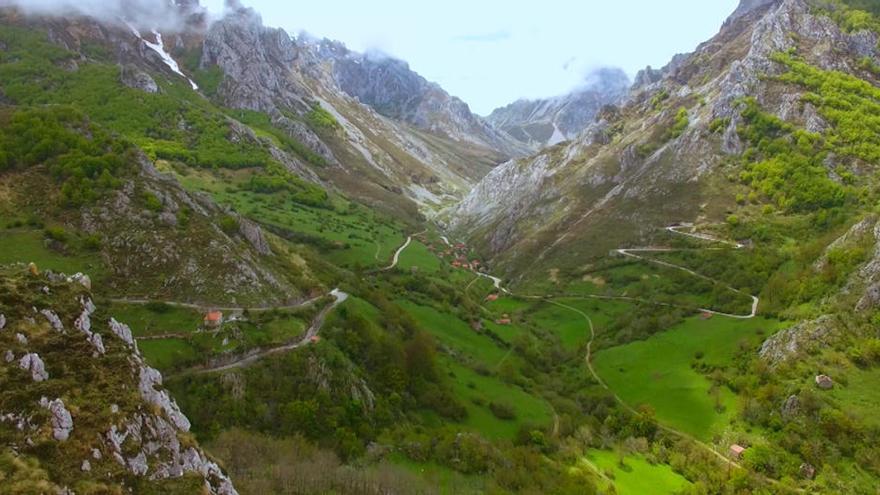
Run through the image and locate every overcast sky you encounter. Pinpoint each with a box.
[201,0,739,115]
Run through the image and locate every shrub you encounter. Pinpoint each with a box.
[668,107,690,139]
[44,226,68,242]
[82,234,102,251]
[145,301,173,314]
[489,401,516,420]
[218,215,239,235]
[143,191,163,212]
[306,105,341,131]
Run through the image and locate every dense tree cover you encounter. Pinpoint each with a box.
[242,163,330,208]
[811,0,880,32]
[774,52,880,163]
[0,107,131,206]
[737,97,848,212]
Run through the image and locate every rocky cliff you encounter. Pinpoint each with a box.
[315,39,529,158]
[0,266,237,494]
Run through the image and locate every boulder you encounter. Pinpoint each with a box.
[40,398,74,441]
[19,353,49,382]
[815,374,834,390]
[138,365,191,431]
[90,333,106,355]
[0,314,5,330]
[71,273,92,290]
[120,65,159,94]
[41,309,64,332]
[800,462,816,480]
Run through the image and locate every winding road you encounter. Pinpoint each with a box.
[442,224,798,489]
[615,224,759,319]
[175,289,349,376]
[109,294,325,313]
[379,230,427,271]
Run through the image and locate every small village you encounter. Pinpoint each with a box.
[414,233,509,328]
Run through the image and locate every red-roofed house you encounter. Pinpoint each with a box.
[204,311,223,328]
[730,444,746,460]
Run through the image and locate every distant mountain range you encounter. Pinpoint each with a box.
[486,67,631,149]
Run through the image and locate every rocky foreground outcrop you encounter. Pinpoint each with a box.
[0,266,237,494]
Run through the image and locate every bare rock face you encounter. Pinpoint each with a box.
[40,309,64,332]
[201,7,307,114]
[138,364,191,432]
[271,116,339,166]
[238,217,272,256]
[855,222,880,310]
[324,42,527,156]
[120,64,159,93]
[726,0,780,24]
[759,316,836,367]
[857,283,880,311]
[109,318,135,347]
[40,397,74,441]
[19,353,49,382]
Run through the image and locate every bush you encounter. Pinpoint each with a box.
[82,234,102,251]
[218,215,239,235]
[44,226,68,243]
[143,191,163,212]
[145,302,172,314]
[306,105,341,131]
[489,401,516,420]
[668,107,689,139]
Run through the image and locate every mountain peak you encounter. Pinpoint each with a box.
[726,0,780,23]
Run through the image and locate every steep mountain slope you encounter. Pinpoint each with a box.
[313,39,529,158]
[487,68,631,148]
[450,0,880,281]
[5,1,517,221]
[198,6,519,214]
[0,106,319,305]
[0,266,237,494]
